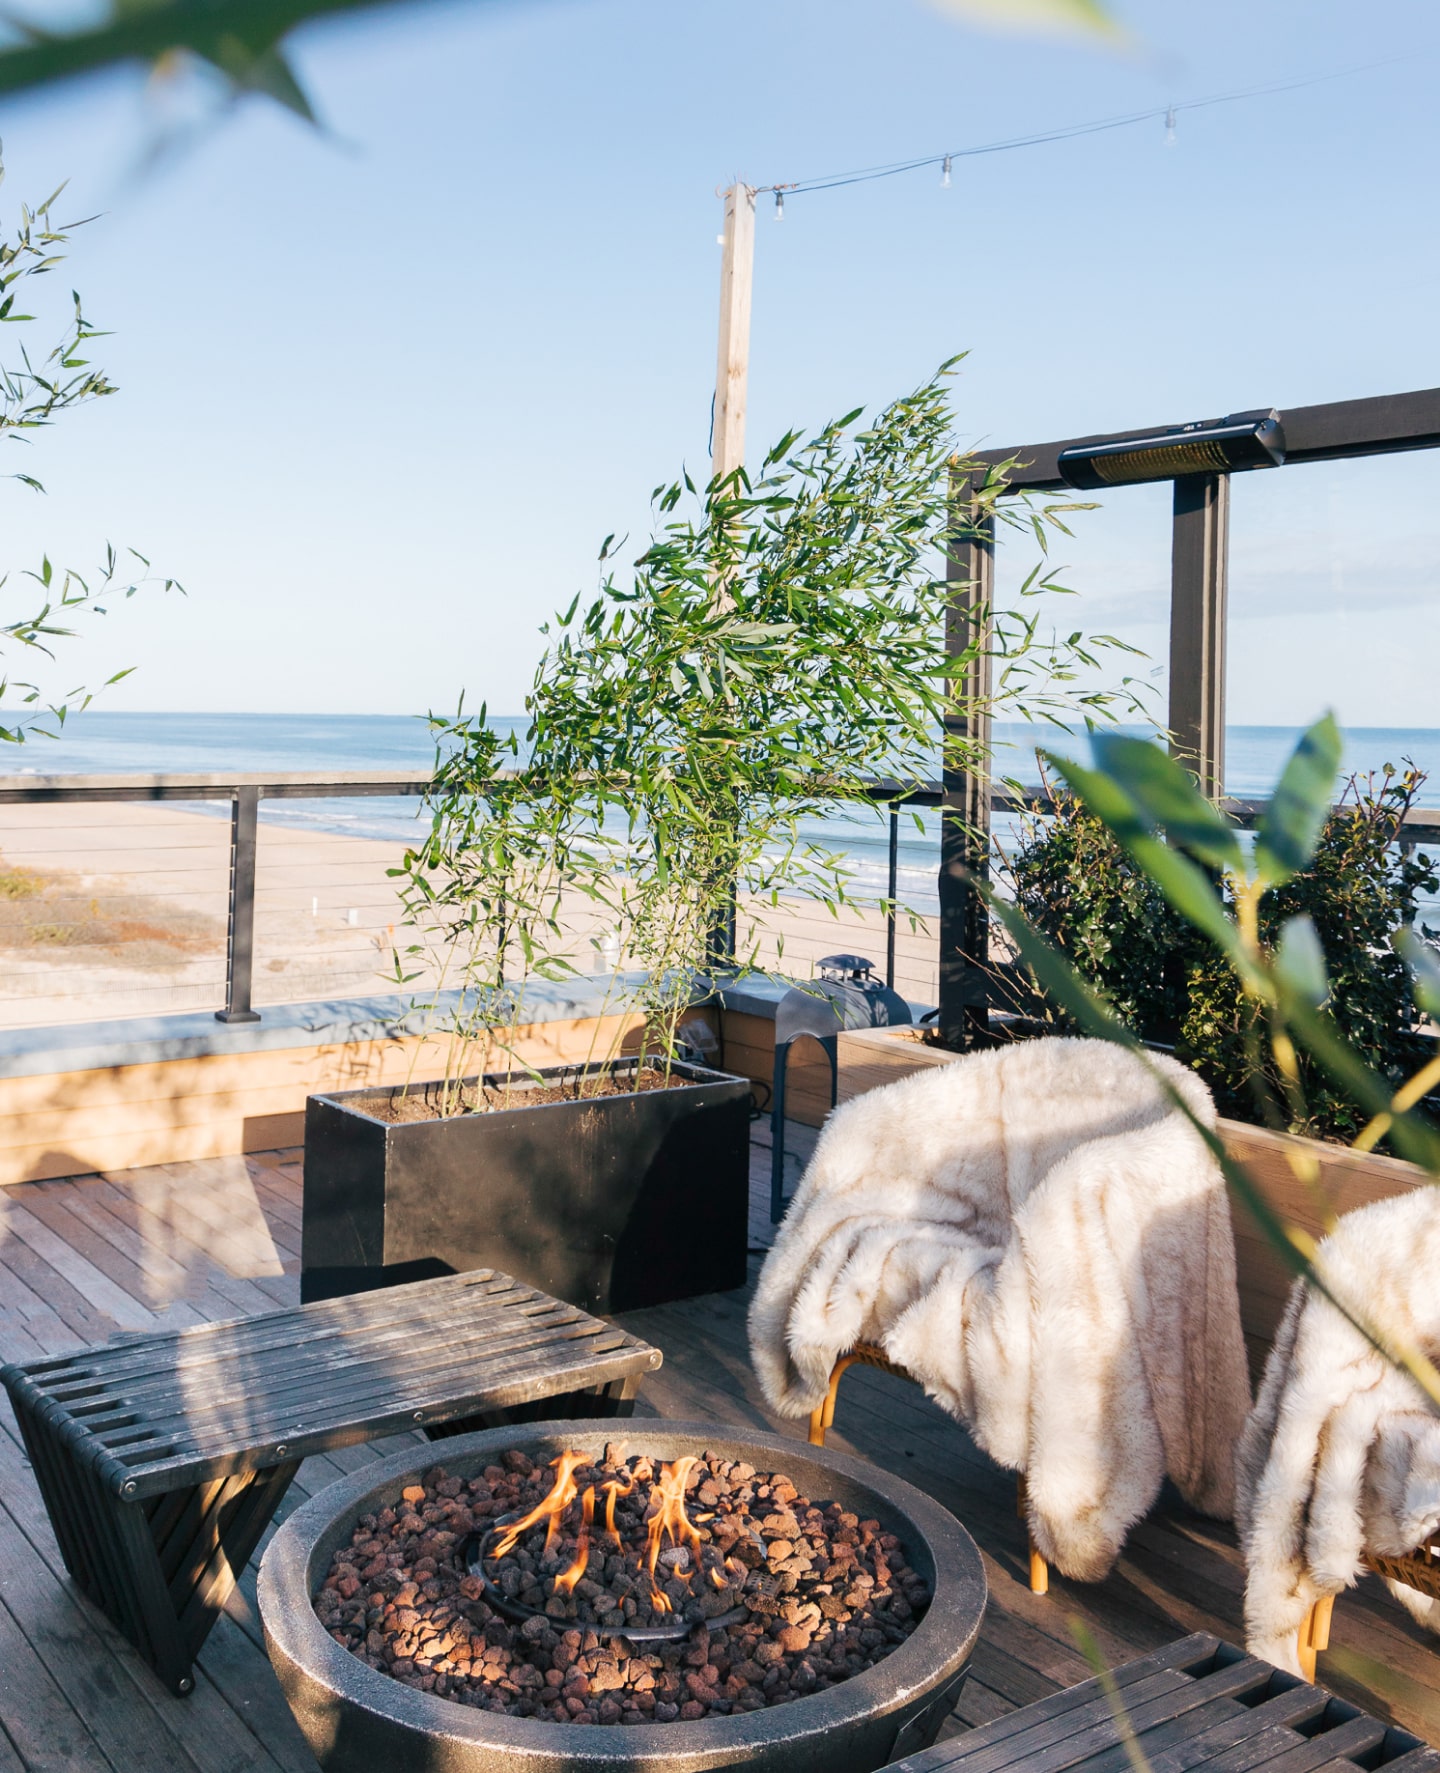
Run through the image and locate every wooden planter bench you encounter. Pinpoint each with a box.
[0,1267,661,1696]
[881,1632,1439,1773]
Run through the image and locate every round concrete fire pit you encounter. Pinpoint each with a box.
[258,1420,986,1773]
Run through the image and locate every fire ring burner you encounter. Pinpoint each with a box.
[258,1420,987,1773]
[461,1522,750,1643]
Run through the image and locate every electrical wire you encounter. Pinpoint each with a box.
[753,53,1406,198]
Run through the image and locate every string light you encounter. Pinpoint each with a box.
[751,53,1401,207]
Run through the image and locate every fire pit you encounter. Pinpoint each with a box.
[259,1421,986,1773]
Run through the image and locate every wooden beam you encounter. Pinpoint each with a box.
[938,478,995,1051]
[1169,473,1230,798]
[977,384,1440,493]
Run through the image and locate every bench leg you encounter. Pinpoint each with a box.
[1297,1593,1334,1682]
[1016,1474,1049,1595]
[18,1399,299,1697]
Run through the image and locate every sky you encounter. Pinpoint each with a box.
[0,0,1436,731]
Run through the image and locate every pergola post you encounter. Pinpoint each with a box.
[938,476,994,1051]
[1168,472,1231,800]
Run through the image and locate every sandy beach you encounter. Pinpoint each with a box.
[0,801,939,1032]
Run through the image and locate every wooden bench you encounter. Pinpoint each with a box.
[881,1632,1439,1773]
[0,1267,661,1696]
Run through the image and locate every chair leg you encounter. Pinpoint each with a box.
[1297,1593,1334,1683]
[1017,1473,1049,1596]
[809,1354,863,1447]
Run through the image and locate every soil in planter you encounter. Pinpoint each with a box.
[312,1445,931,1725]
[372,1065,698,1124]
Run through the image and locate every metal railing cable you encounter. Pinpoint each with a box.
[1,771,1435,1025]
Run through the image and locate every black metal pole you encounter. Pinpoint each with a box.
[886,805,898,991]
[216,785,261,1024]
[938,473,995,1051]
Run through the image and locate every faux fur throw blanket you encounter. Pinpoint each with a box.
[1236,1187,1440,1675]
[749,1037,1251,1582]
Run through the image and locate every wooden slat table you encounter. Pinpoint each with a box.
[883,1633,1440,1773]
[1,1267,661,1697]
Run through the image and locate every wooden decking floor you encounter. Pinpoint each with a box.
[0,1126,1437,1771]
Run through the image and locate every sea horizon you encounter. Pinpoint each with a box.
[2,712,1437,922]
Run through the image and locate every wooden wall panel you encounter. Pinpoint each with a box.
[0,1010,652,1186]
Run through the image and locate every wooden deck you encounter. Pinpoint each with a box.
[0,1127,1437,1771]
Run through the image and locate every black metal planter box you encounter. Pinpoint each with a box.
[301,1058,753,1314]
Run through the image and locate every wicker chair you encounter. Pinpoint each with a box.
[1297,1534,1440,1681]
[806,1340,1050,1596]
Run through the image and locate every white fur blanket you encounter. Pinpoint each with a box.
[1236,1187,1440,1674]
[749,1037,1251,1581]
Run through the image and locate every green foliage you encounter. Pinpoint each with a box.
[0,158,180,741]
[1179,767,1437,1141]
[988,716,1440,1407]
[0,0,1121,125]
[1005,771,1198,1041]
[398,360,1148,1100]
[1007,733,1439,1145]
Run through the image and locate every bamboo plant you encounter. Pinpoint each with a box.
[393,359,1149,1106]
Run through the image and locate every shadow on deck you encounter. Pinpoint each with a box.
[0,1123,1436,1772]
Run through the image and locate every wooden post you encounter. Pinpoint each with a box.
[703,184,755,972]
[938,467,995,1052]
[713,183,756,492]
[1169,471,1230,800]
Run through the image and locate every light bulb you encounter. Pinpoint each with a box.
[774,190,785,221]
[941,154,952,188]
[1164,106,1177,147]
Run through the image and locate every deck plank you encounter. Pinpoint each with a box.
[0,1127,1437,1773]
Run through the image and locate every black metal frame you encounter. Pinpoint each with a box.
[938,384,1440,1051]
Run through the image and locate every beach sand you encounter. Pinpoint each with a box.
[0,801,940,1032]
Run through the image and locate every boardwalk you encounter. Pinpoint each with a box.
[0,1128,1437,1771]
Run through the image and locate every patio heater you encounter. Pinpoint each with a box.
[770,954,910,1222]
[1056,409,1286,488]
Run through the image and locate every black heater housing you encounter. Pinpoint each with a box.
[1057,409,1286,489]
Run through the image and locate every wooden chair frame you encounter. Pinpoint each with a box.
[1297,1534,1440,1682]
[807,1341,1050,1596]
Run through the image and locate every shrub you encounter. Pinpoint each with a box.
[1004,762,1438,1142]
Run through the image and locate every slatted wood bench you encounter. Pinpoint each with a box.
[0,1267,661,1697]
[880,1632,1439,1773]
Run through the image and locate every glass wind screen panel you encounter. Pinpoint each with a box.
[1227,451,1440,796]
[989,478,1174,787]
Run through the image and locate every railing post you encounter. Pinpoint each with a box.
[886,804,899,991]
[1169,471,1230,800]
[216,785,261,1024]
[938,470,995,1051]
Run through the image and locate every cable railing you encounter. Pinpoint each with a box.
[0,770,1436,1032]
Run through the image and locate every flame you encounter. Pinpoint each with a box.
[554,1486,595,1595]
[710,1566,727,1590]
[488,1450,588,1562]
[601,1475,636,1547]
[650,1584,671,1614]
[644,1456,704,1580]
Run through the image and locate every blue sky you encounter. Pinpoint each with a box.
[0,0,1436,728]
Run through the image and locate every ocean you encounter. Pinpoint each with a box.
[3,711,1438,919]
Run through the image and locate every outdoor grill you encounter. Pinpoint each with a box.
[770,955,911,1221]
